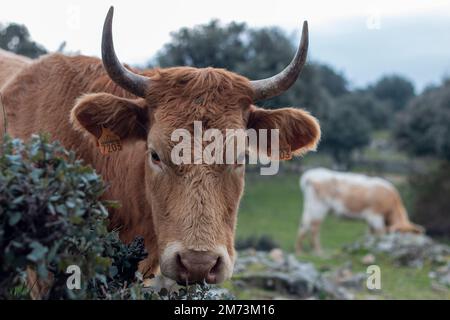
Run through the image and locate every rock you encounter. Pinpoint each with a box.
[142,274,181,293]
[429,263,450,287]
[269,248,285,264]
[345,233,450,268]
[361,254,376,265]
[234,250,353,299]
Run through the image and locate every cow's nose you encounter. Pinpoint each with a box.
[176,250,222,284]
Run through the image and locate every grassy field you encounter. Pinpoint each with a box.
[235,171,450,300]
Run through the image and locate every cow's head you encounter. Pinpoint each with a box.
[71,7,320,284]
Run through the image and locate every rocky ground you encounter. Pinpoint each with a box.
[229,233,450,299]
[145,233,450,300]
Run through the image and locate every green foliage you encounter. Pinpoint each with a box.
[0,134,146,299]
[235,235,280,251]
[0,134,107,298]
[154,19,378,166]
[0,23,47,58]
[157,20,248,71]
[370,75,415,112]
[336,91,391,130]
[154,20,348,109]
[409,162,450,236]
[320,103,372,167]
[0,135,234,300]
[394,79,450,161]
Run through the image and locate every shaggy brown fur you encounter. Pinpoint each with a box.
[0,52,320,279]
[0,49,31,89]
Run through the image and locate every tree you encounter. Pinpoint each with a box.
[314,64,348,97]
[394,79,450,160]
[320,103,371,167]
[154,20,348,110]
[157,20,247,70]
[337,91,391,130]
[394,79,450,236]
[154,20,368,166]
[0,23,47,58]
[370,75,415,112]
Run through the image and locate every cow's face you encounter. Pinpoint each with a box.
[70,6,320,284]
[71,67,320,284]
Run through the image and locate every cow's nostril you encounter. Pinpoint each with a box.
[210,256,221,275]
[176,250,223,284]
[176,253,188,275]
[206,256,222,283]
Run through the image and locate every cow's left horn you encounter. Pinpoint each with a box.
[102,6,150,98]
[250,21,309,101]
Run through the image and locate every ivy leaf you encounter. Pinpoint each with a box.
[8,212,22,226]
[27,241,49,262]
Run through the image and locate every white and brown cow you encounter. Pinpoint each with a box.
[296,168,424,254]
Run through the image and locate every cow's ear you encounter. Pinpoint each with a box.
[71,93,149,142]
[247,105,320,159]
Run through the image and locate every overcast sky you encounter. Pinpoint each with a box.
[1,0,450,91]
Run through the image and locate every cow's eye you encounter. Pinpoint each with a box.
[151,151,161,163]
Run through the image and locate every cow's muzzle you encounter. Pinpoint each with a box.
[160,242,233,284]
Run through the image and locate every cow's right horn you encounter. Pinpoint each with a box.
[102,6,150,98]
[250,21,309,101]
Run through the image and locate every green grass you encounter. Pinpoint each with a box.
[235,172,450,299]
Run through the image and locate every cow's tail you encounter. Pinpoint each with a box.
[387,192,425,234]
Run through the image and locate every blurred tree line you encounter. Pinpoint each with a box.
[153,20,416,166]
[0,23,47,58]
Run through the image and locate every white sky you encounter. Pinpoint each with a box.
[1,0,450,90]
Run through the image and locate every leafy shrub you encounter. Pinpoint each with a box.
[0,134,146,299]
[409,162,450,237]
[394,79,450,161]
[235,235,279,251]
[320,103,371,167]
[0,134,232,300]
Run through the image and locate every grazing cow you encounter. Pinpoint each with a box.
[0,7,320,284]
[296,168,424,254]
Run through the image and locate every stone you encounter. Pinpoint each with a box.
[269,248,285,264]
[361,254,376,265]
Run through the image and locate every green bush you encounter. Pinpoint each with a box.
[235,235,280,251]
[0,134,147,299]
[394,79,450,161]
[0,134,233,300]
[410,162,450,237]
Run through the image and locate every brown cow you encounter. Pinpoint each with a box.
[0,7,320,284]
[0,49,31,88]
[0,49,31,139]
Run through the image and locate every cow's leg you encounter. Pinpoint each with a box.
[364,211,385,236]
[311,219,323,255]
[138,255,159,278]
[296,185,327,255]
[295,225,310,255]
[138,237,160,278]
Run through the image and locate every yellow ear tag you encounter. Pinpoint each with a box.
[98,127,122,155]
